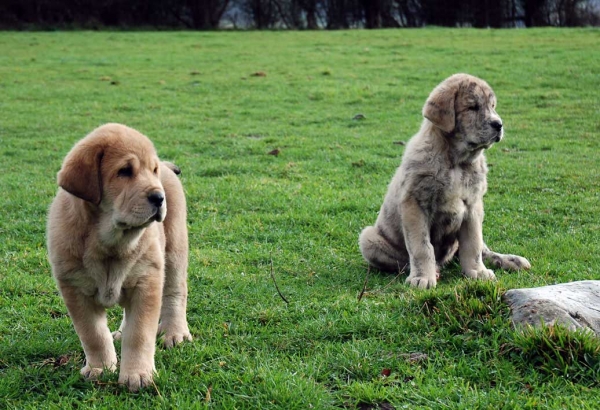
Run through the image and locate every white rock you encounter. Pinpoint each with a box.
[503,280,600,334]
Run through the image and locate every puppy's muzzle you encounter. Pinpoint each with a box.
[491,120,503,142]
[148,191,164,208]
[490,120,503,131]
[148,191,166,222]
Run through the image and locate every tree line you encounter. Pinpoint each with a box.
[1,0,599,29]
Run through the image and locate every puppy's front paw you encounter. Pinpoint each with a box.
[81,362,116,380]
[158,322,193,348]
[81,365,104,380]
[118,368,154,392]
[463,268,496,281]
[112,330,122,341]
[406,274,437,289]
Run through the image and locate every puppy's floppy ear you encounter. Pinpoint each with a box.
[423,82,457,133]
[57,141,104,205]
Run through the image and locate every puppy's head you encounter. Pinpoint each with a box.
[423,73,503,152]
[57,123,166,230]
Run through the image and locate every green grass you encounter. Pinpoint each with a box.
[0,28,599,408]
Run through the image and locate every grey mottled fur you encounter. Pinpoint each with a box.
[359,74,531,289]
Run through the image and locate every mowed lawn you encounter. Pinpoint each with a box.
[0,28,599,408]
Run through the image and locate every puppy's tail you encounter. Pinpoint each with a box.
[163,161,181,176]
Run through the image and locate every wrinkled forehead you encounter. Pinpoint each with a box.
[459,79,496,104]
[103,143,159,169]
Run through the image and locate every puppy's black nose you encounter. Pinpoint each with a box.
[490,120,503,131]
[148,192,164,208]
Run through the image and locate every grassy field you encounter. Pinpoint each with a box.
[0,28,599,408]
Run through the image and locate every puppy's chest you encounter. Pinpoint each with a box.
[81,257,152,307]
[436,167,486,224]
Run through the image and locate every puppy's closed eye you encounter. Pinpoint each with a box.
[468,104,480,111]
[118,165,133,178]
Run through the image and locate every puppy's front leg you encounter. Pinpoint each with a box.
[58,282,117,380]
[401,199,438,289]
[459,200,496,281]
[119,271,163,392]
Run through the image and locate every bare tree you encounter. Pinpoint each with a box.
[186,0,231,29]
[397,0,423,27]
[324,0,353,29]
[2,0,599,29]
[299,0,319,28]
[420,0,463,26]
[238,0,279,28]
[521,0,549,26]
[360,0,400,28]
[272,0,305,28]
[554,0,587,25]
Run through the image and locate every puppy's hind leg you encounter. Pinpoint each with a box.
[359,226,407,273]
[159,247,193,348]
[111,311,126,341]
[483,244,531,271]
[159,166,192,348]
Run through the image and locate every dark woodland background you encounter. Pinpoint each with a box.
[2,0,599,29]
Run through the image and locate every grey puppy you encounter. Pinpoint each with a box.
[359,74,530,289]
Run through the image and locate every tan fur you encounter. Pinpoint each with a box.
[359,74,530,289]
[47,123,191,391]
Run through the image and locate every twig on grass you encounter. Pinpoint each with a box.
[358,265,371,302]
[150,378,163,399]
[270,256,289,305]
[379,262,407,292]
[358,262,408,302]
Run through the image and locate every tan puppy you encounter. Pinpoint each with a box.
[359,74,530,289]
[47,123,192,391]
